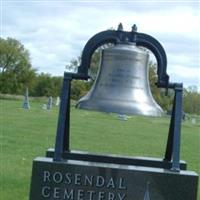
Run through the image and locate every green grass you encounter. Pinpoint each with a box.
[0,99,199,200]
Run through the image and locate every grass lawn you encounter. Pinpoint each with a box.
[0,99,199,199]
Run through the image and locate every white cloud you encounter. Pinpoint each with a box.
[169,64,200,88]
[170,63,199,77]
[1,1,200,88]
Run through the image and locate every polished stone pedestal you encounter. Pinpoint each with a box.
[46,148,187,170]
[29,157,198,200]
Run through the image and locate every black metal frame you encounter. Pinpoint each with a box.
[53,26,183,171]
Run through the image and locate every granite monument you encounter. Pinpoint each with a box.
[29,24,198,200]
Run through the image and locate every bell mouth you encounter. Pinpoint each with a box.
[76,97,163,117]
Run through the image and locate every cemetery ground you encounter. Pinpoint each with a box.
[0,99,199,200]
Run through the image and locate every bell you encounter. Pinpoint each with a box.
[76,43,163,117]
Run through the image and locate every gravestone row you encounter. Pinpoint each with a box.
[22,88,60,110]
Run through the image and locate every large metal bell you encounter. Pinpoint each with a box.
[76,43,163,117]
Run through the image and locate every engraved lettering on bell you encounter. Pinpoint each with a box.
[76,43,163,117]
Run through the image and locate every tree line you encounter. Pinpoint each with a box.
[0,38,62,97]
[0,37,200,114]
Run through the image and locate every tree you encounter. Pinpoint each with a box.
[0,37,36,94]
[149,62,173,111]
[65,49,101,80]
[32,73,62,97]
[183,86,200,114]
[65,57,80,73]
[71,80,90,100]
[65,50,101,100]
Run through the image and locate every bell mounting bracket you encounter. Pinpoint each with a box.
[53,24,184,172]
[78,23,169,88]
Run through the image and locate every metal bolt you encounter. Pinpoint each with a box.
[132,24,137,32]
[117,23,123,31]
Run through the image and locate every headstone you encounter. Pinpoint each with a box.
[191,118,196,125]
[47,96,53,110]
[23,87,30,109]
[55,96,60,106]
[30,157,198,200]
[118,114,128,121]
[42,104,47,110]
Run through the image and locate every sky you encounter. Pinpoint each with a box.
[1,0,200,89]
